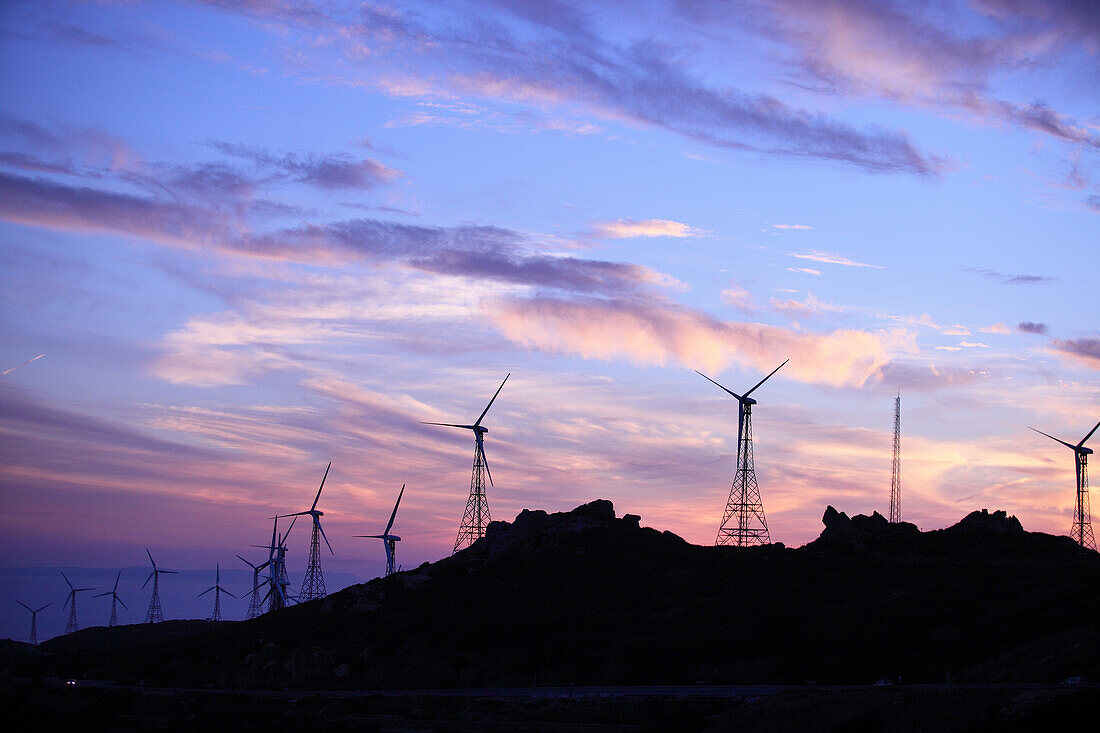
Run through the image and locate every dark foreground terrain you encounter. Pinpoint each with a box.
[2,679,1097,731]
[3,500,1099,729]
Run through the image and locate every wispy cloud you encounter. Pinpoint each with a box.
[1048,337,1100,369]
[968,267,1056,284]
[791,250,883,269]
[771,223,813,230]
[203,0,945,175]
[207,140,403,190]
[720,284,755,312]
[490,295,916,388]
[770,292,842,317]
[787,266,822,276]
[1,353,45,376]
[592,218,703,239]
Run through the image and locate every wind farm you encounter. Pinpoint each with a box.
[1,0,1097,728]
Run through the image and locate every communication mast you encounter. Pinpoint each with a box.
[890,393,901,523]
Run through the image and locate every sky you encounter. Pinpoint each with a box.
[0,0,1098,641]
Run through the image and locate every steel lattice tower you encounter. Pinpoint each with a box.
[299,524,327,601]
[65,601,79,635]
[890,393,902,524]
[274,551,290,609]
[1072,451,1095,549]
[145,574,164,623]
[246,568,264,619]
[716,402,770,545]
[107,597,119,627]
[454,441,491,553]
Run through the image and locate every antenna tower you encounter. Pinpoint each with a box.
[455,442,491,552]
[890,393,902,523]
[717,402,770,545]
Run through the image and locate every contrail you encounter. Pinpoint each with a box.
[1,353,45,376]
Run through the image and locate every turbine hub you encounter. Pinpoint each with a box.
[1081,447,1093,456]
[743,397,757,407]
[475,425,488,434]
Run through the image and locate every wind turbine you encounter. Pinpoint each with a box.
[16,600,52,645]
[142,549,177,623]
[1030,419,1100,549]
[354,484,405,577]
[237,554,269,620]
[198,563,236,621]
[423,373,509,553]
[253,514,297,612]
[696,359,788,546]
[94,570,127,627]
[61,571,94,634]
[282,462,333,602]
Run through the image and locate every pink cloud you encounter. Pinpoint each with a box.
[490,296,916,387]
[592,218,704,239]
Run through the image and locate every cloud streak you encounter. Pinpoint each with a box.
[491,295,916,388]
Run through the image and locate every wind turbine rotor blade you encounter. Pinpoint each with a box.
[198,587,214,598]
[1028,426,1076,450]
[117,597,128,610]
[743,358,789,398]
[161,570,178,575]
[474,373,510,427]
[222,589,237,599]
[421,422,476,429]
[113,570,121,592]
[354,534,386,539]
[694,370,743,400]
[60,571,73,590]
[63,593,71,611]
[480,442,494,487]
[37,602,52,613]
[142,571,154,589]
[76,587,94,592]
[311,461,331,512]
[1078,419,1100,448]
[146,549,156,569]
[236,555,257,570]
[285,515,299,536]
[385,484,405,534]
[94,591,112,598]
[16,600,31,612]
[317,519,334,555]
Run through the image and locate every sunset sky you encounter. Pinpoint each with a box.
[1,1,1098,637]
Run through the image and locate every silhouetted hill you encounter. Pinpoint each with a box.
[7,501,1100,690]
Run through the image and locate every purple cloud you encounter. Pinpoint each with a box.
[209,141,402,190]
[0,170,669,298]
[968,267,1056,285]
[1049,337,1100,369]
[1017,322,1049,335]
[0,172,230,248]
[205,1,943,175]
